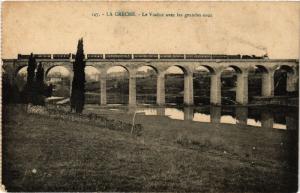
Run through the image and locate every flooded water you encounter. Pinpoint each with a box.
[129,105,299,130]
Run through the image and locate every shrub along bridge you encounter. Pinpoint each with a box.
[2,54,299,106]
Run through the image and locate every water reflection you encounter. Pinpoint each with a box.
[134,105,298,130]
[220,115,237,125]
[247,119,262,127]
[193,112,210,123]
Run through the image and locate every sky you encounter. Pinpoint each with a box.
[2,2,300,60]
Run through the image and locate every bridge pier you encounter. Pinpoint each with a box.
[100,74,107,105]
[236,71,248,104]
[69,73,73,96]
[210,73,221,105]
[210,106,221,123]
[184,107,194,121]
[287,72,297,92]
[262,71,274,96]
[157,107,165,116]
[156,72,165,105]
[286,116,298,130]
[261,111,273,128]
[129,71,136,106]
[236,106,248,125]
[184,73,194,105]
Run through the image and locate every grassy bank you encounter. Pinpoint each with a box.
[2,105,298,192]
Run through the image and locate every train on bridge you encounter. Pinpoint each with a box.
[17,53,269,60]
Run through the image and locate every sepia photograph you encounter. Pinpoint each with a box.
[1,1,299,192]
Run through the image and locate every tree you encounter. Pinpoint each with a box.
[36,62,44,84]
[32,62,47,105]
[23,55,50,105]
[71,38,86,113]
[27,53,37,85]
[24,53,37,103]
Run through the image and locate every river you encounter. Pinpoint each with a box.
[95,105,298,130]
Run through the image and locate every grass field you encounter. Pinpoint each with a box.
[2,105,298,192]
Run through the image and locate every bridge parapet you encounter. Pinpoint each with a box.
[4,54,299,63]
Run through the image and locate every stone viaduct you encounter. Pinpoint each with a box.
[2,54,299,106]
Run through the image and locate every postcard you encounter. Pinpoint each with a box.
[1,1,299,192]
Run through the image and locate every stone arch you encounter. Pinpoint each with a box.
[85,65,101,81]
[193,65,214,105]
[274,65,297,95]
[106,65,130,74]
[15,65,28,90]
[106,65,129,104]
[195,64,216,74]
[136,65,158,104]
[254,65,269,73]
[220,65,242,104]
[276,65,295,74]
[220,65,243,74]
[85,65,101,104]
[164,65,187,104]
[45,65,71,98]
[45,65,71,78]
[15,65,28,77]
[86,64,101,71]
[248,65,269,98]
[165,65,189,75]
[136,65,159,74]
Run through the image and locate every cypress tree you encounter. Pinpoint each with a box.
[36,62,44,84]
[36,62,53,98]
[25,53,37,103]
[27,53,37,86]
[35,62,46,101]
[71,38,86,113]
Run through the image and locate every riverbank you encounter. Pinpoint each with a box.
[2,104,298,192]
